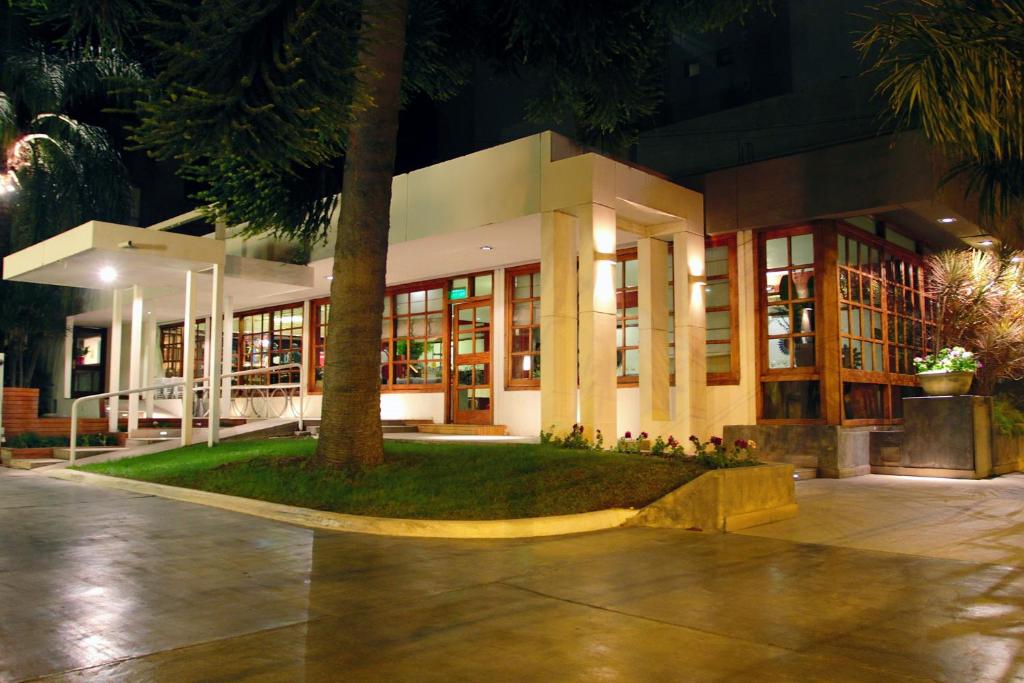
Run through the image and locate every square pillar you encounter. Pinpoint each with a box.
[672,231,708,439]
[142,315,158,418]
[221,296,234,417]
[540,210,578,435]
[107,288,123,433]
[577,203,618,440]
[638,237,670,433]
[208,263,223,446]
[127,285,144,433]
[181,270,197,446]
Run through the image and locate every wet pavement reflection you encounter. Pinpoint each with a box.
[1,470,1022,682]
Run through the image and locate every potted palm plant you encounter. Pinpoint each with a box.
[913,347,979,396]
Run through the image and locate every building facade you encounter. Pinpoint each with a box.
[3,129,987,464]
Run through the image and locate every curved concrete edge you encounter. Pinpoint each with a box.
[627,463,797,533]
[40,469,638,539]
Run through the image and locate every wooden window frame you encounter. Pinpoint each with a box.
[384,279,448,393]
[705,234,740,385]
[754,224,826,425]
[835,220,929,425]
[615,248,640,385]
[233,304,303,386]
[308,297,330,393]
[158,320,206,379]
[505,263,541,390]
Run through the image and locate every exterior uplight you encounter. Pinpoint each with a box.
[980,240,994,247]
[480,245,493,251]
[938,217,957,224]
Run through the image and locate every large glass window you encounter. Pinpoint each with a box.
[764,232,816,369]
[706,235,739,383]
[382,285,444,388]
[758,227,821,422]
[311,300,330,390]
[159,321,206,379]
[837,224,929,421]
[235,306,302,385]
[506,265,541,387]
[616,253,640,380]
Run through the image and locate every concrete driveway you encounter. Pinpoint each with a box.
[1,469,1023,682]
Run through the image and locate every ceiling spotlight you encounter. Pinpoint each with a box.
[980,240,994,246]
[480,245,493,251]
[937,217,957,224]
[1012,257,1022,263]
[325,275,334,281]
[99,266,118,283]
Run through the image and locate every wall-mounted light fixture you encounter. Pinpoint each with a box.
[593,251,617,262]
[688,273,707,286]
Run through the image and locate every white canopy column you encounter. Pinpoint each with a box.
[181,270,197,446]
[107,288,123,433]
[207,264,223,446]
[127,285,144,433]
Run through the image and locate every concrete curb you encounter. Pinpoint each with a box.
[42,469,639,539]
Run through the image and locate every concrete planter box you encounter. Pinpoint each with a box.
[628,463,797,532]
[885,396,993,479]
[1,447,54,465]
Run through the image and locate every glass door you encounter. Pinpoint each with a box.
[452,301,492,424]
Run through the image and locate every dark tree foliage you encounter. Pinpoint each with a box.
[126,0,767,243]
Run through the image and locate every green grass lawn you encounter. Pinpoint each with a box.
[79,439,707,519]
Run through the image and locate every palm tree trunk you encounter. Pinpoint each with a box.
[315,0,407,469]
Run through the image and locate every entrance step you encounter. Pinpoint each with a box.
[52,447,125,461]
[125,437,177,447]
[793,466,818,481]
[383,419,433,426]
[383,425,419,434]
[8,459,64,470]
[417,424,508,436]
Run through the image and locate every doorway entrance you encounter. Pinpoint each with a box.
[451,298,493,425]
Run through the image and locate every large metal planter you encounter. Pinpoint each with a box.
[917,371,974,397]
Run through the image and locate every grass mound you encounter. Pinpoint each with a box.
[80,439,706,520]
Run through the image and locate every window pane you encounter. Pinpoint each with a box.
[624,349,639,375]
[514,274,532,299]
[793,337,815,367]
[624,259,639,288]
[766,237,787,269]
[409,290,426,314]
[844,383,885,420]
[427,288,444,311]
[761,381,821,419]
[791,233,814,265]
[767,306,789,336]
[706,283,729,308]
[768,338,791,369]
[474,274,492,297]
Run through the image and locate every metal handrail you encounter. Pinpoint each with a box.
[68,362,305,464]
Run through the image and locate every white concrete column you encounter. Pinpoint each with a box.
[638,237,670,433]
[540,210,578,435]
[107,288,123,433]
[208,264,223,446]
[127,285,144,433]
[577,203,618,440]
[181,270,197,446]
[299,299,311,421]
[63,319,73,400]
[142,315,158,418]
[221,296,234,417]
[672,230,708,438]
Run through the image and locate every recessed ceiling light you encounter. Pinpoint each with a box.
[1012,256,1022,263]
[99,266,117,283]
[980,240,994,246]
[938,217,957,224]
[480,245,493,251]
[325,275,334,281]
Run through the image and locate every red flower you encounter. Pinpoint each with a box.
[625,431,632,439]
[640,431,649,439]
[710,436,723,446]
[735,439,749,449]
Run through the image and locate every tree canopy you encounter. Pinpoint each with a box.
[858,0,1024,239]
